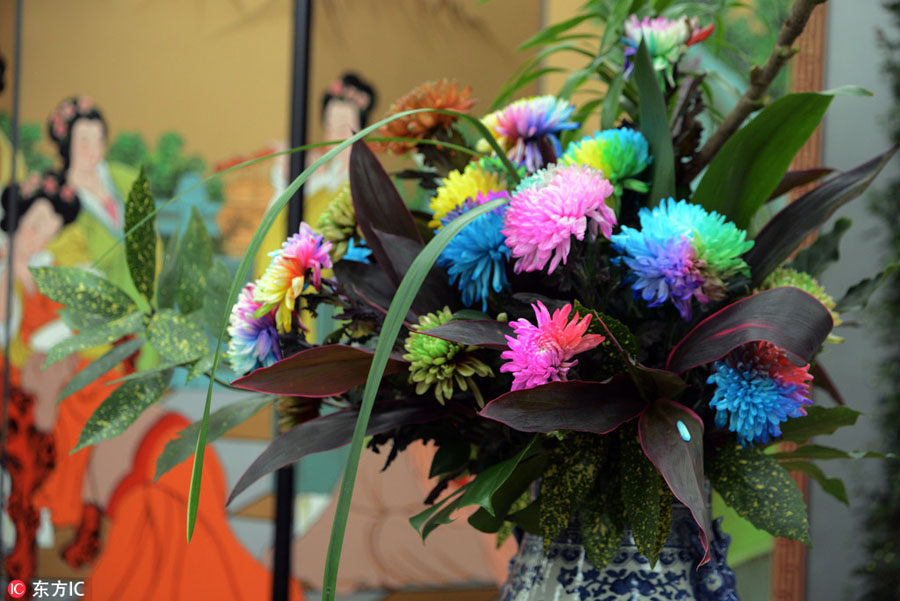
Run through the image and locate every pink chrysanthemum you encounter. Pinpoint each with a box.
[500,301,605,391]
[502,165,616,274]
[255,222,333,332]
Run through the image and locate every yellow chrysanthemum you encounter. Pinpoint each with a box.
[429,162,503,229]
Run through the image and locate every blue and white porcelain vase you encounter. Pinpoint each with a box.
[499,504,740,601]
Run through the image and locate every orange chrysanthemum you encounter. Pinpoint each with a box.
[374,79,476,154]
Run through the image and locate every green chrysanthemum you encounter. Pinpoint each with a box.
[561,128,652,195]
[403,307,494,405]
[759,267,842,341]
[316,185,357,261]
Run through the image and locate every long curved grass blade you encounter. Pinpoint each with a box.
[187,108,519,542]
[321,195,509,600]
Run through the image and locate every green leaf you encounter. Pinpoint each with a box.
[468,453,547,533]
[777,406,862,443]
[146,310,207,364]
[620,424,663,565]
[539,434,603,551]
[156,224,181,310]
[154,395,270,481]
[458,437,538,515]
[409,485,469,539]
[598,0,631,53]
[692,92,834,230]
[779,460,848,505]
[709,443,809,543]
[203,262,232,334]
[579,503,623,569]
[834,263,900,313]
[429,438,470,478]
[57,309,109,332]
[518,13,595,49]
[58,336,145,403]
[45,312,144,366]
[653,478,674,562]
[601,71,625,130]
[175,207,213,315]
[73,369,172,452]
[789,217,852,278]
[186,353,215,384]
[633,41,675,205]
[30,266,135,318]
[124,166,157,304]
[772,444,886,461]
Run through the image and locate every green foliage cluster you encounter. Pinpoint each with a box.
[858,2,900,598]
[108,130,224,201]
[0,113,54,174]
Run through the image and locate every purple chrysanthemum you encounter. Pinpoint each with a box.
[707,341,813,445]
[487,96,579,172]
[502,165,616,274]
[227,282,282,376]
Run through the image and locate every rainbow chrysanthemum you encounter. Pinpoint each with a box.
[429,162,504,229]
[610,198,753,320]
[503,165,616,274]
[227,282,282,376]
[255,222,333,332]
[623,15,714,82]
[561,128,652,194]
[436,191,511,311]
[707,341,813,445]
[500,301,605,391]
[482,96,579,173]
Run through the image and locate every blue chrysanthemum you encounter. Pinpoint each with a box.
[707,341,813,445]
[611,198,753,319]
[437,191,511,310]
[342,238,372,263]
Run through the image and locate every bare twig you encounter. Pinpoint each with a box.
[683,0,826,181]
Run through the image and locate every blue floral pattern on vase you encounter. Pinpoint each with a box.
[499,505,740,601]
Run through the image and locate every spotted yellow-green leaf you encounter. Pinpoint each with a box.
[579,502,623,570]
[620,423,662,564]
[496,490,531,548]
[175,208,213,314]
[186,353,215,384]
[30,266,135,318]
[58,336,145,403]
[539,434,603,551]
[73,369,172,452]
[45,312,144,367]
[157,223,182,310]
[57,309,107,332]
[124,167,157,304]
[708,443,810,543]
[147,310,207,364]
[154,395,270,481]
[653,478,674,563]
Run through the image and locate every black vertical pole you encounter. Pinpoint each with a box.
[1,0,24,581]
[274,1,311,600]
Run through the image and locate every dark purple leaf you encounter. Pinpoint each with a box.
[369,227,460,315]
[479,379,646,434]
[746,145,898,286]
[665,288,833,373]
[232,345,408,397]
[639,399,710,564]
[350,140,423,285]
[767,168,834,201]
[333,260,418,321]
[809,361,844,405]
[422,320,513,351]
[228,399,449,504]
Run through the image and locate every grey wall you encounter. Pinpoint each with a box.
[807,2,899,599]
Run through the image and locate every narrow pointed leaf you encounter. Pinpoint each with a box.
[746,145,899,286]
[666,288,833,373]
[789,217,852,278]
[780,461,848,505]
[73,369,172,452]
[601,71,625,130]
[709,443,810,542]
[634,41,675,205]
[809,361,844,405]
[45,312,144,366]
[772,444,885,461]
[155,395,270,481]
[768,168,835,201]
[776,405,861,443]
[175,207,213,314]
[518,13,594,49]
[156,223,181,309]
[421,319,513,350]
[30,266,135,318]
[350,141,423,285]
[639,399,711,564]
[333,260,416,320]
[834,263,900,313]
[124,167,156,303]
[693,93,833,229]
[458,437,538,515]
[231,345,408,397]
[479,379,646,434]
[58,336,145,403]
[227,399,450,504]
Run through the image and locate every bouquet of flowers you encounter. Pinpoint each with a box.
[30,1,897,598]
